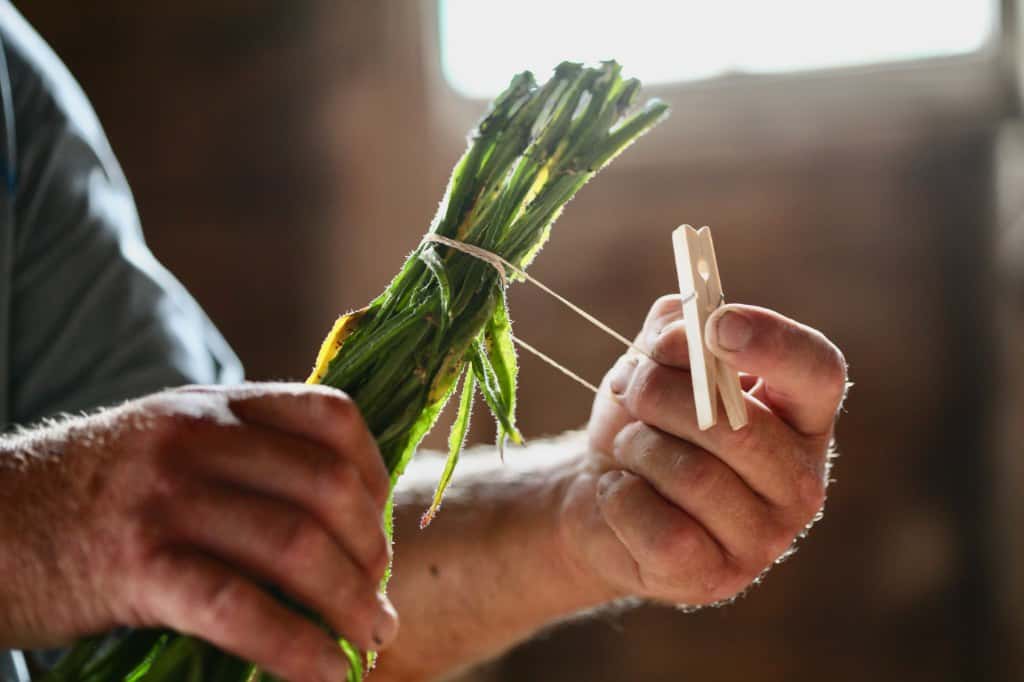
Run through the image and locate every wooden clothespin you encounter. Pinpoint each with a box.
[671,225,748,431]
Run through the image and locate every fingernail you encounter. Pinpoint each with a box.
[710,310,752,352]
[372,592,399,649]
[319,641,349,682]
[608,356,638,396]
[597,470,626,496]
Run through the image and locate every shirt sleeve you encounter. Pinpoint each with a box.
[0,3,243,427]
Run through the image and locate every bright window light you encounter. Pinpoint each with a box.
[439,0,997,99]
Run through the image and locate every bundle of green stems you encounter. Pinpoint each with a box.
[45,60,667,682]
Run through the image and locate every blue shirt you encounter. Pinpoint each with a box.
[0,3,243,679]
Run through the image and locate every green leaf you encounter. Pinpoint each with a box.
[469,339,523,458]
[421,367,476,527]
[483,289,520,451]
[78,630,167,682]
[339,639,364,682]
[204,654,253,682]
[321,303,427,388]
[137,634,197,681]
[43,636,105,682]
[418,246,451,330]
[593,99,670,170]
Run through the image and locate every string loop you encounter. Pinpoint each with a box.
[423,234,512,289]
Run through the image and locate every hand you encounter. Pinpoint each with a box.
[0,383,396,682]
[562,297,846,606]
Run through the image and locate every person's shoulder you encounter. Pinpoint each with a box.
[0,2,108,152]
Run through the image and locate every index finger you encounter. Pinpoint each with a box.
[636,294,691,368]
[214,383,390,506]
[705,305,848,437]
[142,550,352,681]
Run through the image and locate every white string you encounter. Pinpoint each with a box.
[511,335,599,394]
[423,234,512,289]
[422,233,651,359]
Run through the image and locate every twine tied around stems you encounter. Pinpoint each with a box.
[422,233,653,394]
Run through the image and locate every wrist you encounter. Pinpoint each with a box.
[376,434,622,680]
[0,441,59,647]
[480,431,625,613]
[0,421,111,648]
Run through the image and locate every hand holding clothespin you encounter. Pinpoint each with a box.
[672,225,748,431]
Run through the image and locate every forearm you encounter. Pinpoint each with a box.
[373,432,618,681]
[0,443,42,647]
[0,420,95,649]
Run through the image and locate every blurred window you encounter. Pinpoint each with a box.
[438,0,997,99]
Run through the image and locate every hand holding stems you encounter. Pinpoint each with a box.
[0,384,397,682]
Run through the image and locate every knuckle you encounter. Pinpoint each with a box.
[649,322,688,364]
[327,459,362,498]
[626,362,671,421]
[612,421,648,462]
[648,530,751,605]
[648,294,682,323]
[653,523,703,569]
[141,411,186,453]
[596,469,639,518]
[673,449,719,493]
[275,512,329,571]
[704,564,751,604]
[192,573,248,632]
[311,389,358,426]
[758,523,797,567]
[634,437,666,473]
[328,392,359,423]
[723,411,761,452]
[121,513,168,568]
[320,459,385,519]
[818,342,849,403]
[270,627,327,681]
[143,415,215,466]
[123,554,169,625]
[325,578,378,633]
[146,458,191,501]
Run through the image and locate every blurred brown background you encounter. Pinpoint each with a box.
[18,1,1024,680]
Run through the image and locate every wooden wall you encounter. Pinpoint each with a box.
[17,2,1020,680]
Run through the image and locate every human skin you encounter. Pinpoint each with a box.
[0,384,397,681]
[0,298,845,682]
[373,298,845,681]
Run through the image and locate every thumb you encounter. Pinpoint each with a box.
[705,304,848,437]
